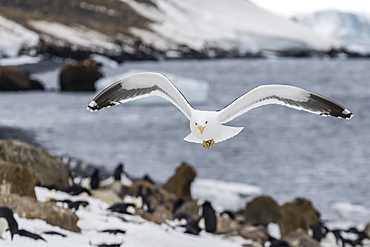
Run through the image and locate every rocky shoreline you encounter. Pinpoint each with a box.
[0,139,369,246]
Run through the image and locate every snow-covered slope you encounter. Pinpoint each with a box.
[0,15,39,57]
[294,10,370,55]
[0,0,340,58]
[125,0,340,53]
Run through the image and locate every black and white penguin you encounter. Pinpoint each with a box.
[90,168,100,190]
[62,184,92,196]
[51,199,89,211]
[113,163,124,181]
[199,201,217,233]
[107,203,136,215]
[0,207,18,240]
[309,222,328,242]
[173,211,192,227]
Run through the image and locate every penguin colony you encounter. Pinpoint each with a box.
[0,155,369,247]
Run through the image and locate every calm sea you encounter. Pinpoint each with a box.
[1,58,368,220]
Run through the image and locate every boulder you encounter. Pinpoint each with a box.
[283,228,320,247]
[139,205,173,224]
[280,198,321,237]
[364,222,370,238]
[217,215,239,234]
[162,162,196,200]
[244,195,282,226]
[91,188,122,206]
[238,225,269,245]
[174,200,199,220]
[0,140,69,188]
[128,180,176,213]
[0,161,39,198]
[0,66,44,91]
[0,193,80,232]
[59,59,103,91]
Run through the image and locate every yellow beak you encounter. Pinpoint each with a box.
[198,126,205,134]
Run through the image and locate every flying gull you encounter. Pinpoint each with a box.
[88,72,353,149]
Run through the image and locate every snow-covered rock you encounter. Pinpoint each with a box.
[125,0,340,53]
[0,0,341,59]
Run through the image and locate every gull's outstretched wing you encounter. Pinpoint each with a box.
[87,72,194,120]
[218,85,353,124]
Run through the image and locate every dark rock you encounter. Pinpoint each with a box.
[244,195,282,226]
[59,59,103,91]
[280,198,321,237]
[364,223,370,238]
[283,228,320,247]
[0,193,80,232]
[173,200,199,220]
[0,161,39,198]
[0,66,44,91]
[162,162,196,200]
[0,140,69,188]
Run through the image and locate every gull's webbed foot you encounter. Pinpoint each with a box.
[202,139,215,149]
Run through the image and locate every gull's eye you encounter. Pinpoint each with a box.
[195,122,198,125]
[205,121,208,124]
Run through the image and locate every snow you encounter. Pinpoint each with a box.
[123,0,340,52]
[95,69,210,105]
[28,20,120,53]
[0,55,41,66]
[0,15,39,58]
[1,186,247,246]
[332,202,370,224]
[191,178,261,211]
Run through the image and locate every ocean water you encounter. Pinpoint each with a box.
[0,58,369,220]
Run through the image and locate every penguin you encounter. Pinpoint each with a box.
[62,184,91,196]
[267,236,290,247]
[133,185,152,213]
[90,168,100,190]
[113,163,124,181]
[140,174,155,185]
[107,203,136,215]
[173,211,192,227]
[51,199,89,211]
[199,201,217,233]
[309,222,328,242]
[345,227,369,246]
[0,207,18,240]
[184,218,202,235]
[100,229,126,235]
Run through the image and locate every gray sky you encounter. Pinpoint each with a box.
[251,0,370,16]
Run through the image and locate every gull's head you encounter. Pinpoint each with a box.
[190,110,220,139]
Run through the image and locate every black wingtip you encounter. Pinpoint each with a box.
[309,93,353,120]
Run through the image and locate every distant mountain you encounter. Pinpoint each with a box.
[0,0,340,59]
[293,10,370,55]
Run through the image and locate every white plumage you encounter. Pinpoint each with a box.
[88,72,353,149]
